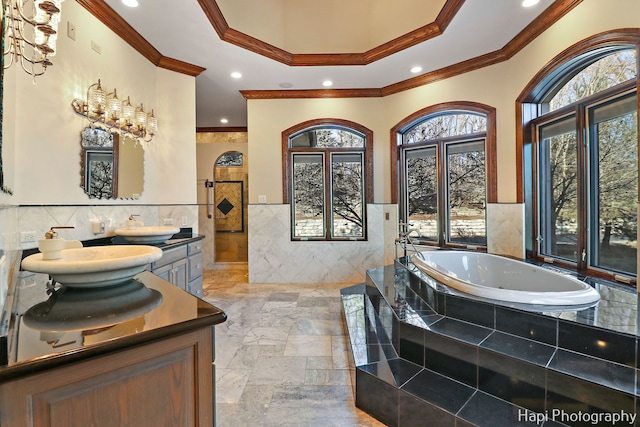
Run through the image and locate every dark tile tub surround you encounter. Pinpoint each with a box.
[422,326,480,387]
[495,306,558,346]
[557,320,636,367]
[341,258,640,427]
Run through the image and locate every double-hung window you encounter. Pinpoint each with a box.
[284,120,373,241]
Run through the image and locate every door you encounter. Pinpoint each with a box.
[214,181,244,232]
[214,180,248,262]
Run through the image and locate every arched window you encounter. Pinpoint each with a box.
[519,33,638,281]
[216,151,243,167]
[283,119,373,240]
[392,103,496,248]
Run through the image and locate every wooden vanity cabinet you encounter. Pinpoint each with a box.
[0,327,215,427]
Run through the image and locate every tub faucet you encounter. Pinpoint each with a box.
[398,222,424,260]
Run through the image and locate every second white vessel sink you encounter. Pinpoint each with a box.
[114,226,180,244]
[21,245,163,288]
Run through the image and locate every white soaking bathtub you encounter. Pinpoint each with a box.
[410,251,601,306]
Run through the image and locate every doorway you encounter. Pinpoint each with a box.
[213,152,248,263]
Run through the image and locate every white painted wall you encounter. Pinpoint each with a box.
[0,1,198,251]
[3,1,196,206]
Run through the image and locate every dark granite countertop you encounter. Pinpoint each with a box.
[68,230,204,251]
[18,230,206,260]
[0,268,226,382]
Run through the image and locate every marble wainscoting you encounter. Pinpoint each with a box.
[11,204,199,252]
[248,204,398,284]
[486,203,525,259]
[0,206,18,252]
[0,205,19,312]
[157,204,199,231]
[198,203,216,270]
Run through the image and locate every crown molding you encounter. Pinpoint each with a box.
[157,57,206,77]
[242,0,582,100]
[80,0,581,96]
[383,0,582,96]
[76,0,206,76]
[241,88,384,100]
[197,0,464,67]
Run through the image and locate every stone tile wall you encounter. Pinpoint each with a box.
[248,204,398,284]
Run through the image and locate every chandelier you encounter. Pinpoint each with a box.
[71,79,159,143]
[2,0,64,77]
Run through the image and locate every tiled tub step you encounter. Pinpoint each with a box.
[342,286,554,426]
[340,263,639,427]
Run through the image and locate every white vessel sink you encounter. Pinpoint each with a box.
[114,226,180,244]
[21,245,163,288]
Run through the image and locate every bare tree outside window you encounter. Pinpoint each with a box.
[216,152,243,167]
[404,114,486,144]
[539,119,579,261]
[332,154,363,237]
[315,129,364,148]
[289,126,367,240]
[293,154,325,237]
[536,49,637,275]
[549,50,636,110]
[401,113,487,246]
[406,148,438,241]
[447,141,486,245]
[593,100,637,273]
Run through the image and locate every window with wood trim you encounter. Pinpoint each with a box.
[392,103,497,249]
[283,119,373,241]
[522,45,638,281]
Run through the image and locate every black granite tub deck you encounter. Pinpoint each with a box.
[341,259,639,427]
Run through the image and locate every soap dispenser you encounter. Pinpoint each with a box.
[38,227,83,260]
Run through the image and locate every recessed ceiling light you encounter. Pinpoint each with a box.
[220,118,228,124]
[522,0,539,7]
[410,66,423,74]
[230,72,242,79]
[122,0,139,7]
[279,82,294,88]
[322,80,333,87]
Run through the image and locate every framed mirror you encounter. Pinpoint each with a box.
[80,127,144,199]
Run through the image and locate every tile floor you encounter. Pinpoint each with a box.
[203,264,387,427]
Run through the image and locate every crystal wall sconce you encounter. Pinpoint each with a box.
[3,0,64,78]
[71,79,158,143]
